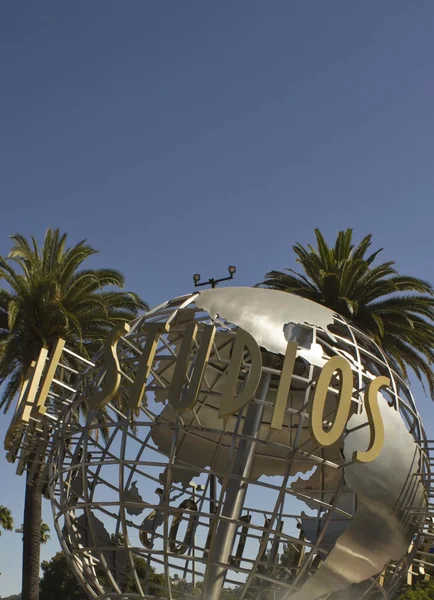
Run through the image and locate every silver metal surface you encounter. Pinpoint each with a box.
[38,287,432,600]
[287,395,426,600]
[204,362,274,599]
[196,287,336,355]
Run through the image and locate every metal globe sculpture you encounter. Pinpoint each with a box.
[47,287,431,600]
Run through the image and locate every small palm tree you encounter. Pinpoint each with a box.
[0,505,14,535]
[259,228,434,396]
[41,522,50,544]
[0,229,147,600]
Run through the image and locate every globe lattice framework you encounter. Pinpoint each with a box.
[9,288,434,600]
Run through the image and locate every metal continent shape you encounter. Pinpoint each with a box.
[35,287,433,600]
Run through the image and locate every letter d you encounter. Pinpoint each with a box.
[218,329,262,419]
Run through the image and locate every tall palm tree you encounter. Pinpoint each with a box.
[0,229,147,600]
[259,228,434,397]
[0,505,14,535]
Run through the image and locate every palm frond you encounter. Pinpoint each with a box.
[0,230,146,421]
[258,228,434,398]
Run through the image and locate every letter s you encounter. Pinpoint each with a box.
[353,375,389,463]
[87,322,130,409]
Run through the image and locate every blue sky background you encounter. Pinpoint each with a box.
[1,1,434,594]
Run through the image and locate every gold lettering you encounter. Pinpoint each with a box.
[80,317,388,465]
[139,509,161,549]
[169,499,198,555]
[4,341,64,451]
[271,341,298,430]
[169,323,216,412]
[35,338,66,415]
[353,375,388,463]
[310,355,353,447]
[4,361,37,449]
[218,328,262,419]
[88,322,130,409]
[25,349,49,419]
[128,322,170,409]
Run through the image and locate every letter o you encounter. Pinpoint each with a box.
[310,355,353,447]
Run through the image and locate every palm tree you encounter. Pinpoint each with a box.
[259,228,434,397]
[0,505,14,535]
[0,229,147,600]
[41,522,50,544]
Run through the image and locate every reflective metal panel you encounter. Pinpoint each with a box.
[42,288,431,600]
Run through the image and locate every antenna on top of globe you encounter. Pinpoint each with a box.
[192,265,236,289]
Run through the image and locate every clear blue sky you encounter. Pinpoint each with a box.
[1,1,434,594]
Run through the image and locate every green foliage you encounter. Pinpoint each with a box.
[0,228,147,412]
[39,553,86,600]
[40,522,50,544]
[259,228,434,397]
[396,577,434,600]
[40,552,166,600]
[0,229,147,600]
[222,588,242,599]
[0,505,14,534]
[15,521,50,543]
[123,555,166,596]
[243,542,302,598]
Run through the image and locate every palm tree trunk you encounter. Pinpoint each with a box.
[21,473,41,600]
